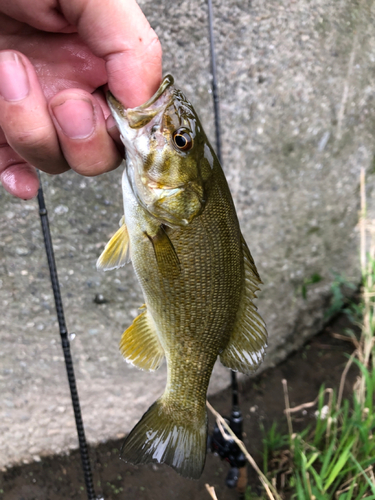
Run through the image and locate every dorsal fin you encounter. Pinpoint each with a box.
[241,234,262,295]
[220,235,267,374]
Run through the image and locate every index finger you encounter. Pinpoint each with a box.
[60,0,162,108]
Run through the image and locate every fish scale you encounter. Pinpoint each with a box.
[97,74,267,479]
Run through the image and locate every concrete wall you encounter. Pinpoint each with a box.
[1,0,375,467]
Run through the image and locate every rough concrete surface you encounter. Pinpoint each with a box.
[1,0,375,468]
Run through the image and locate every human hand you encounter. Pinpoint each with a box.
[0,0,162,199]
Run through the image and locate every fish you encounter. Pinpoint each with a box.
[97,74,267,479]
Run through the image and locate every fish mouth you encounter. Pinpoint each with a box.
[135,75,174,110]
[107,75,174,130]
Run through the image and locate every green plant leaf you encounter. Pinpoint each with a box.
[349,453,375,495]
[320,438,336,480]
[295,473,307,500]
[308,466,323,492]
[323,437,355,491]
[306,451,320,470]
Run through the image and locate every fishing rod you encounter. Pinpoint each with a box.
[207,0,222,163]
[37,171,99,500]
[206,0,248,496]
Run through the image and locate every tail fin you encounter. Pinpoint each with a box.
[121,399,207,479]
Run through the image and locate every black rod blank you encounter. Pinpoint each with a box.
[37,172,96,500]
[207,0,239,396]
[207,6,245,496]
[207,0,223,164]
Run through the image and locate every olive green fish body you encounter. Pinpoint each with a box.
[97,76,267,479]
[133,164,242,406]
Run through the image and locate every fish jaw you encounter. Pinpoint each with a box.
[106,76,174,162]
[107,79,180,221]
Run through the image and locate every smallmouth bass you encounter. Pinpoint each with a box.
[97,75,267,479]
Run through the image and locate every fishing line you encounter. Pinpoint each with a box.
[37,171,97,500]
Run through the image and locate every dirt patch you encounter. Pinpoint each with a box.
[0,313,358,500]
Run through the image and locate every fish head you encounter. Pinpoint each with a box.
[108,75,213,227]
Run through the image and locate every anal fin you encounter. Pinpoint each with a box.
[120,306,164,371]
[220,235,267,374]
[97,220,130,271]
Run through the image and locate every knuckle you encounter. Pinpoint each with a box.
[6,125,56,161]
[5,126,68,174]
[73,152,121,177]
[139,28,162,63]
[146,30,162,57]
[0,143,26,171]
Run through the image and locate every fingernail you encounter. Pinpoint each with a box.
[52,99,95,139]
[106,114,117,131]
[0,52,29,101]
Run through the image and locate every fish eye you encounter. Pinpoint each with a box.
[172,129,193,151]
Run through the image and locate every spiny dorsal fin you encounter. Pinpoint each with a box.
[147,225,181,279]
[96,221,130,271]
[220,235,267,374]
[120,306,164,371]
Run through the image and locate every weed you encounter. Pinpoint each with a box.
[245,485,267,499]
[325,272,356,319]
[260,169,375,499]
[301,273,323,300]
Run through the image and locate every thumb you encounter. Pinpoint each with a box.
[60,0,162,108]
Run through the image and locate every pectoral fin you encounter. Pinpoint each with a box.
[147,225,181,278]
[96,221,130,271]
[220,236,267,374]
[120,306,164,371]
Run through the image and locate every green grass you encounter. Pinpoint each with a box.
[208,172,375,500]
[259,171,375,500]
[261,323,375,498]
